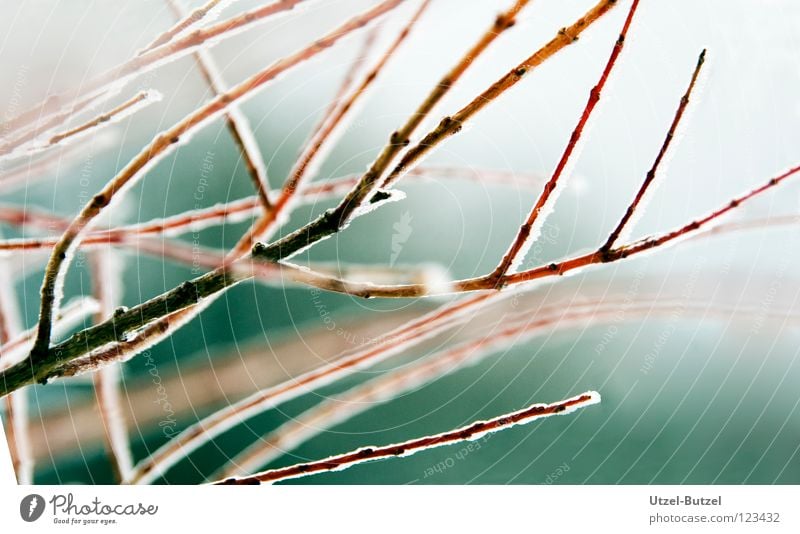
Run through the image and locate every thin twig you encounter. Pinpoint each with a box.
[167,0,272,212]
[89,250,133,482]
[214,392,601,484]
[227,0,432,259]
[252,0,614,265]
[490,0,640,280]
[27,91,160,154]
[601,49,706,252]
[27,0,405,365]
[125,291,497,484]
[377,0,618,192]
[0,91,109,160]
[140,0,234,53]
[0,0,315,144]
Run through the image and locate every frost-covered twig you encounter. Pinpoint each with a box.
[140,0,234,53]
[27,0,405,366]
[214,392,601,484]
[252,0,612,264]
[22,91,160,156]
[228,0,432,258]
[1,0,314,140]
[490,0,640,280]
[600,49,706,252]
[377,0,617,192]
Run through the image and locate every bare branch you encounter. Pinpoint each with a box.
[140,0,235,53]
[228,0,433,259]
[27,0,405,366]
[87,250,134,482]
[491,0,641,280]
[167,0,273,212]
[214,392,601,484]
[0,0,315,142]
[601,49,706,252]
[254,0,540,261]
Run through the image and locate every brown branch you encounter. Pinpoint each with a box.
[252,0,538,263]
[27,0,405,365]
[0,298,100,373]
[0,91,109,161]
[2,166,543,246]
[600,49,706,252]
[214,392,600,484]
[490,0,641,281]
[377,0,618,192]
[227,0,432,259]
[140,0,232,53]
[35,91,159,153]
[167,0,273,212]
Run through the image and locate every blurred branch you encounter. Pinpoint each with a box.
[0,257,31,483]
[0,0,315,142]
[89,250,134,482]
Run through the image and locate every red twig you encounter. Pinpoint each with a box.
[601,49,706,252]
[214,392,600,484]
[490,0,641,280]
[228,0,433,259]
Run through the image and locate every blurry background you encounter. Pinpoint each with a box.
[1,0,799,484]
